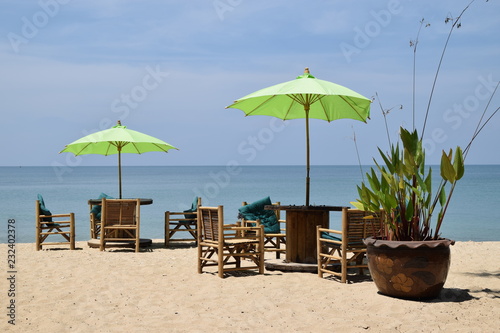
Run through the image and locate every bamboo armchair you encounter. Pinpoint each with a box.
[100,198,141,252]
[197,206,265,278]
[90,210,100,239]
[35,195,75,251]
[240,199,286,259]
[89,193,114,239]
[317,207,384,283]
[164,197,201,247]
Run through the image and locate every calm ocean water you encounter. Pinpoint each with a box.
[1,165,499,243]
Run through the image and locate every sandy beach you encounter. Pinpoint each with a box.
[1,240,499,332]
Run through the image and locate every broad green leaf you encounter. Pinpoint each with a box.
[438,186,446,207]
[454,146,465,180]
[367,169,381,191]
[440,150,456,182]
[400,127,419,156]
[405,200,414,222]
[379,147,394,173]
[424,169,432,191]
[351,201,365,210]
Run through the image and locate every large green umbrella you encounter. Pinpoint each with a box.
[60,121,178,198]
[227,68,371,206]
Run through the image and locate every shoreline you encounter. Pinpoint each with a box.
[1,240,499,332]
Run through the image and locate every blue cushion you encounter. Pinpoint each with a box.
[37,194,53,222]
[320,231,342,242]
[238,196,280,233]
[91,193,113,219]
[183,196,199,222]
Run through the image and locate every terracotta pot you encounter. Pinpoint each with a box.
[364,237,455,300]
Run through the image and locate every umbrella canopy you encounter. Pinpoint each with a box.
[227,68,371,206]
[60,121,178,198]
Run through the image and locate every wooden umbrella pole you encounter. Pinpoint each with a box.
[305,106,310,206]
[118,146,122,199]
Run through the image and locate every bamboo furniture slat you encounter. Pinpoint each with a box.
[197,206,265,278]
[35,200,75,251]
[241,201,286,259]
[88,198,152,240]
[100,198,141,252]
[265,205,345,264]
[164,197,201,247]
[317,207,384,283]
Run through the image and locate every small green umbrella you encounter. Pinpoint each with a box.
[227,68,371,206]
[60,121,178,198]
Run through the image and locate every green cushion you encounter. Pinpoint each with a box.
[320,231,342,242]
[37,194,52,222]
[238,196,280,233]
[183,196,199,222]
[90,193,113,219]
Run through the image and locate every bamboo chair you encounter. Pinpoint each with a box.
[89,209,100,239]
[35,195,75,251]
[89,193,114,239]
[197,206,265,278]
[164,197,201,247]
[317,207,384,283]
[240,200,286,259]
[100,198,141,252]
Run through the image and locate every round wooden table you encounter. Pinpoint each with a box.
[88,198,153,206]
[265,205,347,264]
[87,198,154,248]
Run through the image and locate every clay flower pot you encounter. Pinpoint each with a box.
[364,237,455,300]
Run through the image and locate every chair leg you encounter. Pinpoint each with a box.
[100,232,105,251]
[70,213,75,250]
[197,244,203,274]
[218,245,224,278]
[339,248,347,283]
[164,212,169,248]
[36,225,41,251]
[259,245,264,275]
[356,252,365,275]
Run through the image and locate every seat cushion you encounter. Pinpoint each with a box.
[37,194,52,222]
[183,196,199,222]
[91,193,113,219]
[238,196,280,233]
[320,231,342,242]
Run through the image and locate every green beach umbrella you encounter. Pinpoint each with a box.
[227,68,371,206]
[60,121,178,198]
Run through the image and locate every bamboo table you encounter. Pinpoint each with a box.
[265,205,347,264]
[87,198,153,248]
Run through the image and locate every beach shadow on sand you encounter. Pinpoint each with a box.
[40,247,84,251]
[374,288,477,303]
[462,270,500,278]
[320,274,374,284]
[429,288,478,303]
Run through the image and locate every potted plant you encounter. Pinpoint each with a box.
[352,127,462,299]
[351,2,498,299]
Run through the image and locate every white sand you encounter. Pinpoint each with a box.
[1,241,499,332]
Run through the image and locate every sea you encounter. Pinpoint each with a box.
[1,165,499,244]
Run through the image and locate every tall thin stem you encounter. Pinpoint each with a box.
[421,0,475,138]
[412,18,425,131]
[352,128,364,182]
[463,82,500,159]
[376,92,392,147]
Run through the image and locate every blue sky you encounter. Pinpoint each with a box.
[1,0,499,169]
